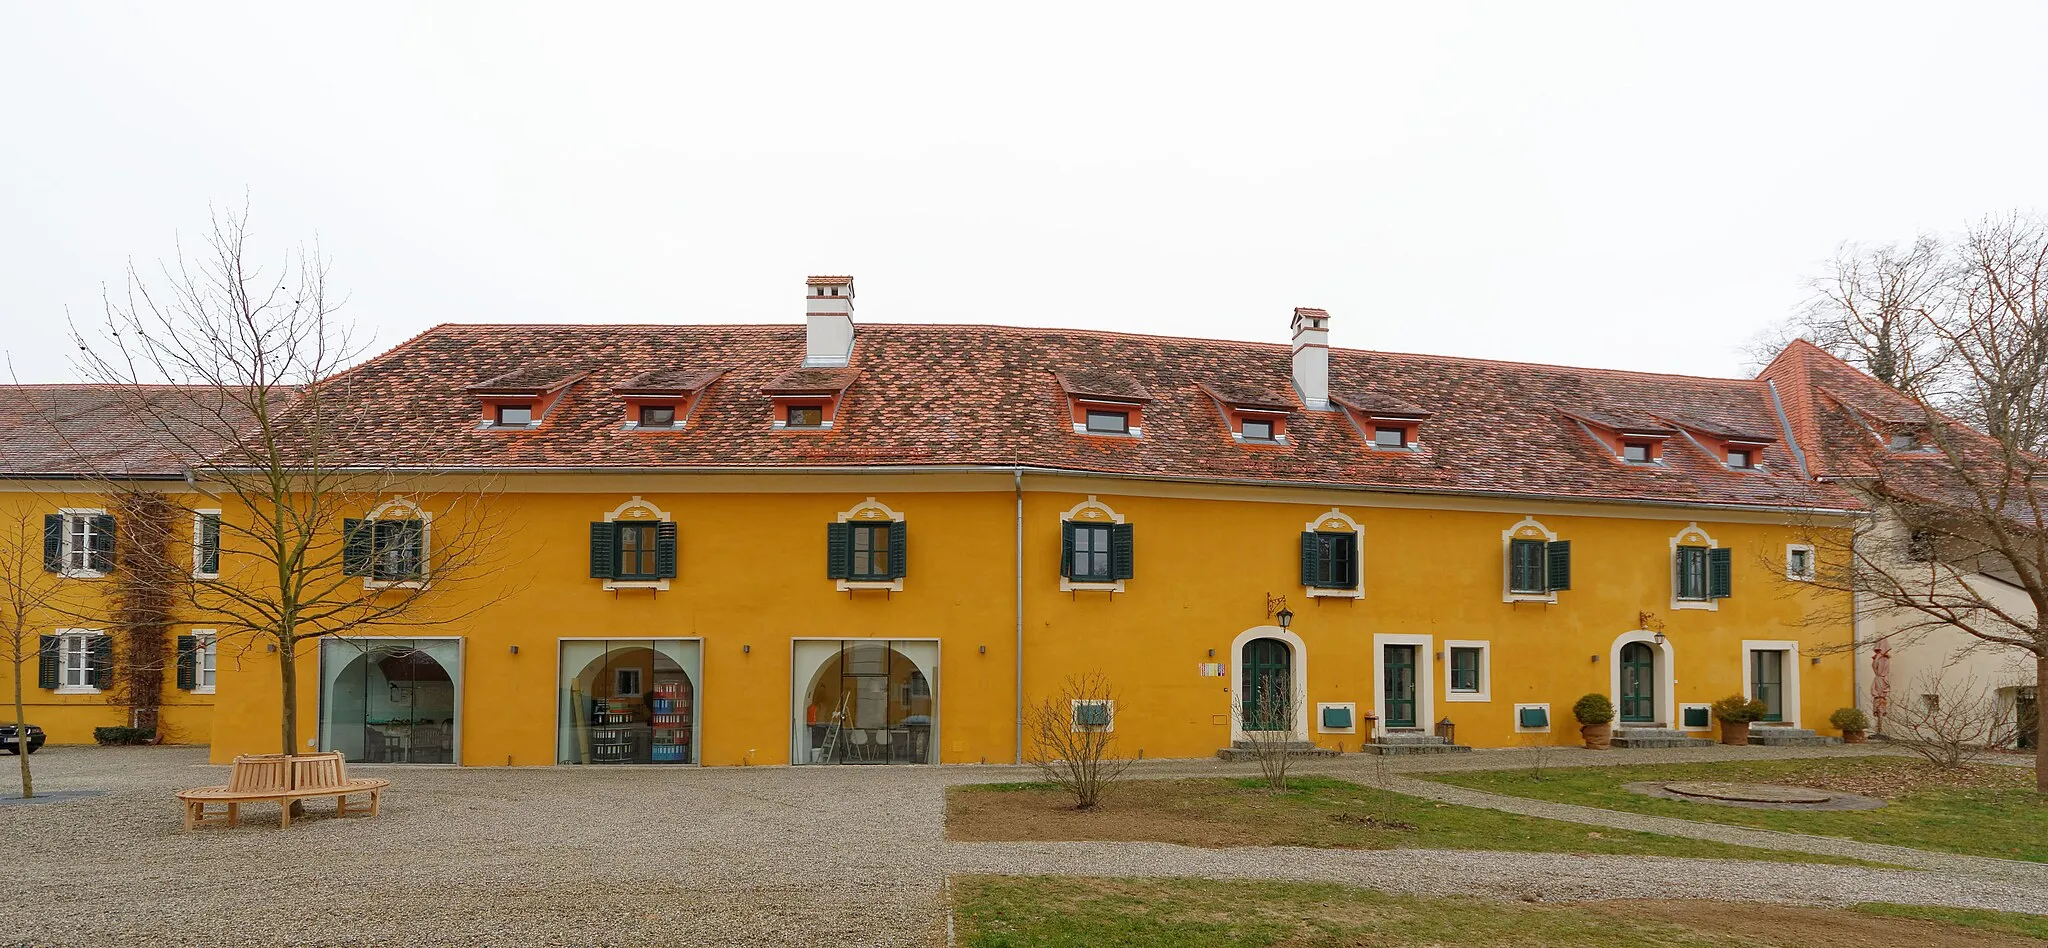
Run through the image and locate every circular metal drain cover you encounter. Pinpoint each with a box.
[1661,781,1833,804]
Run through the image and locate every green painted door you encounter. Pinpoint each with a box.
[1383,644,1417,728]
[1620,642,1656,723]
[1241,638,1292,731]
[1752,650,1784,722]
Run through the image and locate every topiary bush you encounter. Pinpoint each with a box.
[1711,694,1767,724]
[1571,692,1615,726]
[1829,706,1870,731]
[92,726,156,746]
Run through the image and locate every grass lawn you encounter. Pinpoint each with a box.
[1421,757,2046,862]
[1853,903,2048,940]
[952,876,2047,948]
[946,776,1878,865]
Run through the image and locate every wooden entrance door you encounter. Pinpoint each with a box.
[1240,638,1292,731]
[1620,642,1656,723]
[1383,644,1418,728]
[1752,650,1785,722]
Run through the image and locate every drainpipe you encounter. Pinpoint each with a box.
[1014,466,1025,764]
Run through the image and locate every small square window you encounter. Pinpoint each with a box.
[496,405,533,426]
[1728,449,1752,469]
[787,405,825,428]
[1373,426,1406,447]
[1623,442,1653,463]
[1787,546,1814,580]
[1449,647,1482,693]
[1085,410,1129,434]
[638,405,676,428]
[1242,419,1274,441]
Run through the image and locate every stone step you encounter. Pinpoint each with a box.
[1611,726,1716,749]
[1359,740,1472,756]
[1376,733,1454,745]
[1747,727,1838,747]
[1215,744,1342,761]
[1229,740,1321,751]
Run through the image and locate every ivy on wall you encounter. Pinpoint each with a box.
[108,492,178,736]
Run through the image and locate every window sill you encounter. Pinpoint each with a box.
[836,579,903,592]
[1671,598,1717,611]
[1059,578,1124,594]
[603,579,672,591]
[191,571,219,581]
[59,570,107,581]
[365,579,429,591]
[1503,592,1556,604]
[191,686,216,696]
[1445,691,1490,703]
[53,686,101,696]
[1072,425,1143,439]
[1304,586,1362,599]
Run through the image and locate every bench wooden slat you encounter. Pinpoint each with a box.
[178,751,390,831]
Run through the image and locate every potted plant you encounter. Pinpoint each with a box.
[1572,693,1616,750]
[1829,706,1870,743]
[1711,694,1767,745]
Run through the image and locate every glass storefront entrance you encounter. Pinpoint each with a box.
[793,639,937,765]
[318,637,462,764]
[558,639,701,764]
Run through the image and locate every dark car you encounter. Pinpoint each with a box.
[0,723,45,755]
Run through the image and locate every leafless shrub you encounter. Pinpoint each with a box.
[1518,730,1556,781]
[1233,676,1299,791]
[1025,672,1131,810]
[1889,672,2021,769]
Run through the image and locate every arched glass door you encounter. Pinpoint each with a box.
[1620,642,1656,723]
[1241,638,1293,731]
[318,637,462,763]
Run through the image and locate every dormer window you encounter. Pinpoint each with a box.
[468,367,588,432]
[1085,410,1129,434]
[1727,448,1753,469]
[788,404,826,428]
[638,405,676,428]
[1373,426,1407,448]
[1242,419,1275,442]
[1332,393,1432,452]
[496,404,533,427]
[1622,441,1654,463]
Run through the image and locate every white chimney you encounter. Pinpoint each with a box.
[804,275,855,367]
[1290,307,1330,409]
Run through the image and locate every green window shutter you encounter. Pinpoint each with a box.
[1708,547,1733,598]
[37,635,59,689]
[1509,538,1545,593]
[1546,540,1571,591]
[1059,521,1077,578]
[656,521,679,579]
[1676,546,1704,599]
[342,518,372,576]
[1299,532,1319,586]
[199,514,221,574]
[91,636,114,690]
[1321,706,1352,729]
[401,521,426,578]
[1518,706,1549,729]
[1110,522,1135,581]
[1682,705,1710,728]
[588,522,616,579]
[826,522,852,579]
[887,520,907,579]
[175,635,197,690]
[42,514,62,572]
[90,514,116,572]
[1337,534,1358,587]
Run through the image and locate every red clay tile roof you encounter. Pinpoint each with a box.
[1331,391,1431,420]
[468,367,588,393]
[0,384,286,477]
[1658,412,1778,444]
[1565,409,1677,436]
[304,323,1861,512]
[805,276,854,286]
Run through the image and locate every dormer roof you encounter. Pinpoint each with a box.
[614,367,728,396]
[1331,391,1432,420]
[1198,381,1294,413]
[467,367,588,396]
[805,275,854,286]
[1054,368,1153,403]
[762,366,859,396]
[1658,412,1778,444]
[1565,409,1676,437]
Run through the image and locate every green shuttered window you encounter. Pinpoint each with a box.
[1061,521,1133,583]
[1509,539,1569,594]
[44,512,115,575]
[196,513,221,575]
[342,518,427,582]
[175,634,198,690]
[1299,532,1358,589]
[827,521,908,582]
[1677,546,1732,600]
[588,521,678,581]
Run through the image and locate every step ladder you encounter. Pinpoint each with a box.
[817,693,851,764]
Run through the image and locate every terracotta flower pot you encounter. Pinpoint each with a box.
[1718,721,1750,746]
[1841,729,1866,744]
[1580,722,1613,750]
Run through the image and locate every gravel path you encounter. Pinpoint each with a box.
[0,743,2039,946]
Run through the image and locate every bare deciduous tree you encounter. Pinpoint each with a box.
[0,507,70,798]
[1233,676,1299,791]
[68,207,516,768]
[1024,672,1131,810]
[1888,672,2021,770]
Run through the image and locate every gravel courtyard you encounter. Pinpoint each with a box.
[0,744,2040,947]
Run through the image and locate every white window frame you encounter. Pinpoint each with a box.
[1741,639,1801,728]
[1442,640,1490,702]
[1069,698,1115,733]
[1315,701,1357,735]
[1669,522,1719,611]
[835,497,906,592]
[191,630,218,695]
[57,508,109,579]
[600,496,674,591]
[54,628,103,695]
[1785,544,1815,582]
[192,509,222,579]
[1501,516,1558,604]
[1058,496,1125,594]
[361,499,432,590]
[1302,508,1365,599]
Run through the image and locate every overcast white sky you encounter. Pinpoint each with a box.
[5,2,2046,383]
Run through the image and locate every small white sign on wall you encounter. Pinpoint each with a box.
[1197,662,1225,677]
